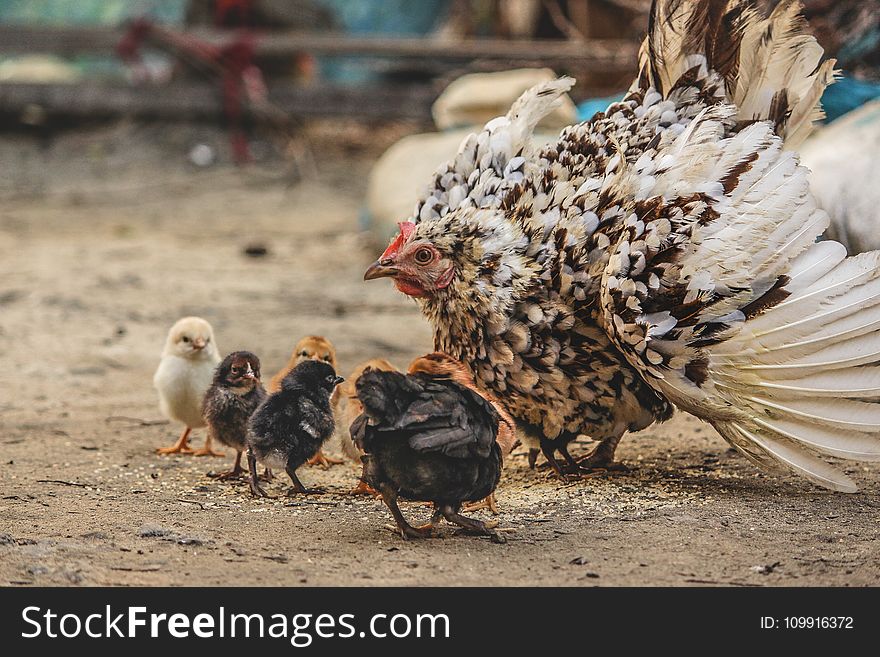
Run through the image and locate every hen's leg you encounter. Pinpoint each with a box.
[379,484,437,539]
[156,426,194,455]
[527,448,540,469]
[286,466,325,496]
[577,433,628,471]
[208,450,245,480]
[307,450,344,469]
[440,504,505,544]
[247,449,269,497]
[192,431,226,457]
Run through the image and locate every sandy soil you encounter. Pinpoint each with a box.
[1,122,878,587]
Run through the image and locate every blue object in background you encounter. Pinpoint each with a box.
[576,93,624,122]
[311,0,451,83]
[821,75,880,123]
[575,75,880,126]
[0,0,186,25]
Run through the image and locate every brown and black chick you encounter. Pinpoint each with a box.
[351,354,506,543]
[202,351,266,481]
[247,359,343,497]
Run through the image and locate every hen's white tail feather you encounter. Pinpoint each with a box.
[707,240,880,490]
[729,423,858,492]
[785,240,846,288]
[754,368,880,398]
[745,396,880,433]
[753,418,880,461]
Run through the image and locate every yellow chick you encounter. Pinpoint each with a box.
[153,316,222,456]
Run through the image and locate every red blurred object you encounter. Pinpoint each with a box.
[117,17,269,163]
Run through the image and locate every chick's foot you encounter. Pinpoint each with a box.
[441,505,506,544]
[208,451,245,480]
[462,493,499,515]
[349,480,381,497]
[307,450,344,469]
[192,433,225,457]
[156,427,194,455]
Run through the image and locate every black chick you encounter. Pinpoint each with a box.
[203,351,267,480]
[351,365,505,543]
[247,359,343,497]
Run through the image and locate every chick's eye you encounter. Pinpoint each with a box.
[322,355,331,362]
[182,336,190,343]
[300,350,308,357]
[414,247,434,265]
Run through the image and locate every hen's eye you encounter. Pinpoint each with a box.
[414,247,433,265]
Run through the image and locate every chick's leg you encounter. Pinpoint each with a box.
[577,433,628,472]
[462,494,499,515]
[192,431,226,457]
[307,449,344,469]
[285,466,325,496]
[247,449,269,498]
[156,426,194,455]
[208,450,245,480]
[440,504,505,544]
[379,483,437,539]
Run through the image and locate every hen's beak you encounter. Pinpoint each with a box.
[364,259,397,281]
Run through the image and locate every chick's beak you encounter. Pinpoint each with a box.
[192,338,206,350]
[363,259,398,281]
[334,376,345,387]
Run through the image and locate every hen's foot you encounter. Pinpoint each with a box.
[577,446,628,472]
[307,450,344,469]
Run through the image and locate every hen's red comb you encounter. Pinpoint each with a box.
[380,221,416,260]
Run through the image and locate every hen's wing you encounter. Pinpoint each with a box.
[356,370,499,459]
[598,104,880,491]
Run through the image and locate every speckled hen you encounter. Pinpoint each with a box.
[366,0,880,491]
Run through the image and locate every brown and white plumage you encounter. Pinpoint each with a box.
[365,0,880,490]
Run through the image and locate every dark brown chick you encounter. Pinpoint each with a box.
[202,351,266,480]
[351,353,507,543]
[408,353,515,514]
[268,335,343,469]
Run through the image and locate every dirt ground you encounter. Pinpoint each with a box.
[1,122,878,587]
